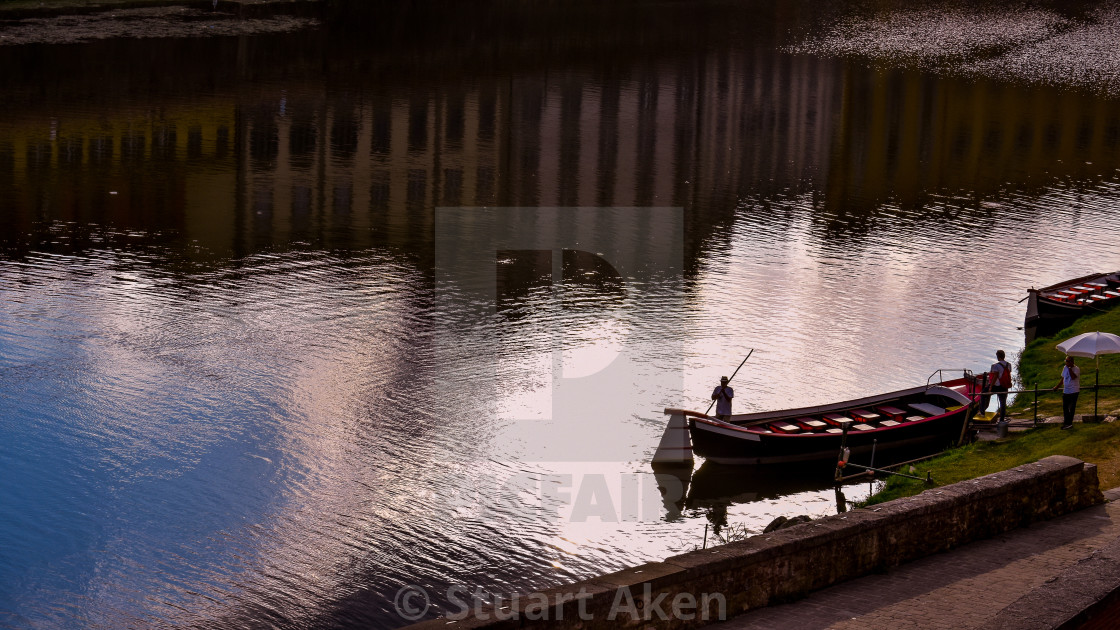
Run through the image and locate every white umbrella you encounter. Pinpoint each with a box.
[1056,331,1120,418]
[1056,331,1120,358]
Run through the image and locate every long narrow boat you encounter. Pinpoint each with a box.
[1025,271,1120,324]
[667,376,982,467]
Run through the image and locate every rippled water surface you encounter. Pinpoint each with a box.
[2,0,1120,628]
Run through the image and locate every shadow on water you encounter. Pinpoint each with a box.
[661,440,961,524]
[684,461,848,509]
[653,461,856,545]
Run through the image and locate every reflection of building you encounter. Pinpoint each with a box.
[827,66,1120,211]
[0,103,237,253]
[3,15,1120,262]
[234,54,840,252]
[224,48,846,265]
[0,42,843,262]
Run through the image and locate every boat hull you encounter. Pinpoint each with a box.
[690,407,969,466]
[686,380,978,467]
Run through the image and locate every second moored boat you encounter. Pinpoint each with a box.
[1025,271,1120,324]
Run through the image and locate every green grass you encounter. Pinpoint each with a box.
[1010,306,1120,419]
[862,421,1120,506]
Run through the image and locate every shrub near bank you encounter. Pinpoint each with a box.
[1011,306,1120,419]
[862,422,1120,507]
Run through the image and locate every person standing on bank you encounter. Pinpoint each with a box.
[712,376,734,421]
[989,350,1013,422]
[1052,356,1080,429]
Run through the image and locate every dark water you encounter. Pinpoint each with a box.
[2,1,1120,627]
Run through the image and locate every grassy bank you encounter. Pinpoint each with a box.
[1010,306,1120,419]
[863,421,1120,506]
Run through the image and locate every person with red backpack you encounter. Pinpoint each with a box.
[988,350,1013,422]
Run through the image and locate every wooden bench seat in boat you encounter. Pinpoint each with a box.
[877,405,907,421]
[825,427,843,434]
[908,402,946,416]
[879,419,901,427]
[822,414,854,427]
[1106,291,1120,299]
[770,423,801,433]
[850,409,880,423]
[795,417,827,430]
[905,415,925,423]
[851,424,875,431]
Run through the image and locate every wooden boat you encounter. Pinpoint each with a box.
[665,376,982,467]
[1025,272,1120,324]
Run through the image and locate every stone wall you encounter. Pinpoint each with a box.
[404,455,1103,629]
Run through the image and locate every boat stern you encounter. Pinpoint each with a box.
[1025,288,1040,324]
[652,408,694,468]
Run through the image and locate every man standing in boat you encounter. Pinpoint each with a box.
[988,350,1013,423]
[712,376,734,421]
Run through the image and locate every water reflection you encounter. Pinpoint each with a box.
[655,462,864,545]
[3,30,1119,263]
[2,1,1120,629]
[688,462,861,517]
[826,67,1120,217]
[1,1,837,259]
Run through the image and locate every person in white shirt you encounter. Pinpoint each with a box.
[987,350,1013,422]
[711,376,734,421]
[1052,356,1080,429]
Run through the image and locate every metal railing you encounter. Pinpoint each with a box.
[994,382,1120,423]
[926,369,976,390]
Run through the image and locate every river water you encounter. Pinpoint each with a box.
[2,1,1119,628]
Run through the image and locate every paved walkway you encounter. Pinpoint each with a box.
[713,488,1120,630]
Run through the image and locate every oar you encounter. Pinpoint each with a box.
[704,349,754,415]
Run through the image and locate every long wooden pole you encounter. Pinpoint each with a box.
[704,349,754,415]
[958,373,984,446]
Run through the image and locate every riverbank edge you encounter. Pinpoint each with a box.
[403,455,1101,629]
[864,420,1120,506]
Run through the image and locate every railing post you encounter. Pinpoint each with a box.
[1034,382,1039,424]
[1095,369,1100,419]
[834,424,850,482]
